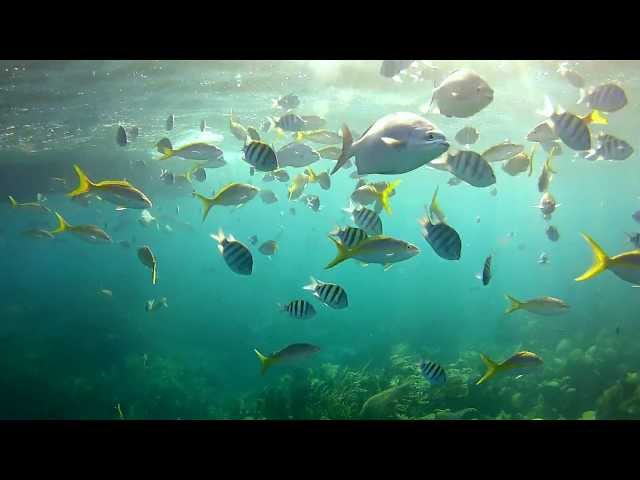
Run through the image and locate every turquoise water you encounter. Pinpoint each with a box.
[1,60,640,419]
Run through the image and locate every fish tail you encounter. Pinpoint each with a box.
[577,88,586,105]
[379,180,400,215]
[537,95,555,117]
[325,235,351,269]
[50,211,71,234]
[504,294,522,314]
[330,124,353,175]
[303,276,318,291]
[477,353,500,385]
[193,191,215,222]
[305,167,317,182]
[575,233,610,282]
[254,349,273,375]
[294,131,304,142]
[68,164,95,197]
[584,110,608,126]
[8,195,16,208]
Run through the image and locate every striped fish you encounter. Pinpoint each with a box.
[243,141,278,172]
[343,202,382,235]
[481,255,492,286]
[578,83,628,113]
[271,113,308,132]
[210,229,253,275]
[116,126,127,146]
[539,96,608,151]
[166,114,174,131]
[446,150,495,187]
[586,133,633,161]
[329,226,369,248]
[419,214,461,260]
[280,299,316,319]
[454,126,479,146]
[420,360,447,386]
[303,277,348,309]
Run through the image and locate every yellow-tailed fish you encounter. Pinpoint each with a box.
[504,294,570,316]
[575,233,640,285]
[49,211,112,244]
[477,351,543,385]
[8,195,50,213]
[192,183,259,221]
[137,246,158,285]
[326,235,419,270]
[254,343,320,375]
[68,165,152,209]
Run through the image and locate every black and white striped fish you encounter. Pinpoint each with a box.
[166,114,175,131]
[210,229,253,275]
[420,360,447,386]
[329,226,369,248]
[343,202,382,235]
[578,83,628,113]
[303,277,348,309]
[243,141,278,172]
[279,299,316,319]
[585,133,633,161]
[270,113,308,132]
[419,214,461,260]
[539,96,608,151]
[445,150,495,187]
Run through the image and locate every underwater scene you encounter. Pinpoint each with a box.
[1,60,640,420]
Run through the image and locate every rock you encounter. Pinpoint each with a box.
[580,410,596,420]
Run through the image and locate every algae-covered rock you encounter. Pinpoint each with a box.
[359,382,412,419]
[580,410,596,420]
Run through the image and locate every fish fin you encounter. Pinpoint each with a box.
[303,276,318,291]
[7,195,16,207]
[383,263,393,272]
[275,128,285,139]
[193,191,215,222]
[342,199,355,216]
[475,273,482,281]
[537,95,555,118]
[577,88,586,105]
[381,137,404,148]
[50,211,71,234]
[575,233,610,282]
[378,179,400,215]
[325,235,352,269]
[583,110,608,126]
[294,132,304,142]
[210,228,225,244]
[158,148,174,160]
[330,124,353,175]
[528,145,537,177]
[68,164,95,197]
[151,263,157,285]
[115,206,127,211]
[254,349,273,376]
[504,294,522,315]
[477,353,499,385]
[156,137,173,154]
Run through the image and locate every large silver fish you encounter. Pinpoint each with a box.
[427,69,494,118]
[331,112,448,175]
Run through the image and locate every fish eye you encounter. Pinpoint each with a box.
[426,133,434,140]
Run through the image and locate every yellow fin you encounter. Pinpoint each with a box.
[379,180,400,215]
[68,164,94,197]
[477,353,500,385]
[584,110,608,125]
[50,211,71,234]
[152,263,158,285]
[254,349,273,375]
[158,148,174,161]
[504,294,522,314]
[325,235,352,269]
[193,192,215,222]
[575,233,610,282]
[8,195,17,208]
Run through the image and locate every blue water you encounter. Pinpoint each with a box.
[1,60,640,419]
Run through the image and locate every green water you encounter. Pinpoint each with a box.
[1,60,639,420]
